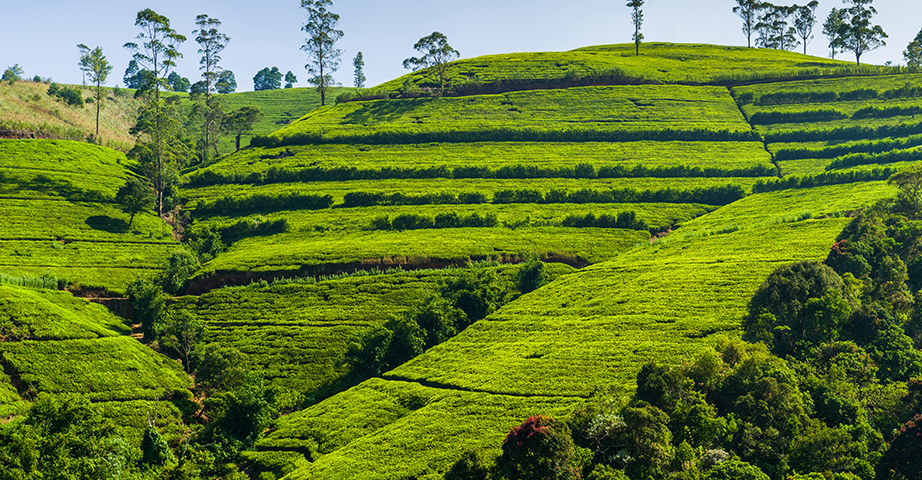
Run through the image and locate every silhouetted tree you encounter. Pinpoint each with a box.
[734,0,763,47]
[822,7,849,58]
[216,69,236,93]
[904,27,922,67]
[793,1,820,55]
[627,0,644,55]
[222,105,262,151]
[284,70,297,88]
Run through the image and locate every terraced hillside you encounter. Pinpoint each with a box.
[167,44,922,479]
[0,139,180,292]
[5,42,921,479]
[0,282,191,440]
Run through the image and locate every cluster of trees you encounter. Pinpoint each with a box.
[734,0,820,53]
[734,0,888,64]
[252,66,298,90]
[447,175,922,480]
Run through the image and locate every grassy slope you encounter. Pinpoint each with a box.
[265,183,892,479]
[184,80,766,281]
[0,139,178,291]
[0,81,142,150]
[0,283,191,440]
[180,87,354,155]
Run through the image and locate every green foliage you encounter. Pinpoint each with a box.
[47,83,86,107]
[444,450,489,480]
[402,32,460,93]
[0,395,139,479]
[516,257,548,294]
[495,415,580,480]
[744,261,845,356]
[160,249,199,295]
[141,425,174,467]
[879,413,922,480]
[703,458,769,480]
[253,67,282,91]
[127,276,167,340]
[115,176,154,228]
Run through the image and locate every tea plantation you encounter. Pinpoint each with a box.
[2,42,922,480]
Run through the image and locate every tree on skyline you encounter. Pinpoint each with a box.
[353,51,366,88]
[402,32,459,94]
[734,0,763,48]
[756,4,799,51]
[123,8,187,219]
[285,70,298,88]
[77,44,112,138]
[301,0,343,106]
[822,7,849,58]
[222,105,262,152]
[793,1,820,55]
[837,0,888,65]
[193,14,230,164]
[905,28,922,67]
[253,66,282,90]
[627,0,645,56]
[216,70,236,93]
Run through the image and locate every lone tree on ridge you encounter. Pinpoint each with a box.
[627,0,644,56]
[402,32,459,95]
[301,0,343,106]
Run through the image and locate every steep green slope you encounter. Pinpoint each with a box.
[257,183,896,479]
[0,139,178,291]
[0,283,191,439]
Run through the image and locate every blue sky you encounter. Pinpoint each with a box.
[1,0,919,91]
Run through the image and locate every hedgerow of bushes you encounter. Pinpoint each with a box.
[250,127,761,148]
[187,162,775,188]
[748,109,847,125]
[368,212,499,231]
[195,192,333,215]
[736,83,922,106]
[751,168,896,193]
[763,120,922,143]
[826,147,922,171]
[774,133,922,161]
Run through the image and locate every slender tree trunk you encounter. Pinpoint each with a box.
[235,133,241,152]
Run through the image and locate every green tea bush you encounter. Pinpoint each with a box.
[851,105,922,119]
[751,168,895,193]
[748,109,847,125]
[187,163,774,187]
[196,193,333,215]
[774,134,922,161]
[561,211,649,231]
[764,121,922,143]
[370,213,499,231]
[826,147,922,170]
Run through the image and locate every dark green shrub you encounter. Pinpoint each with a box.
[516,257,548,294]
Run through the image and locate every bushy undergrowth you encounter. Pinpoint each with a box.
[774,134,922,161]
